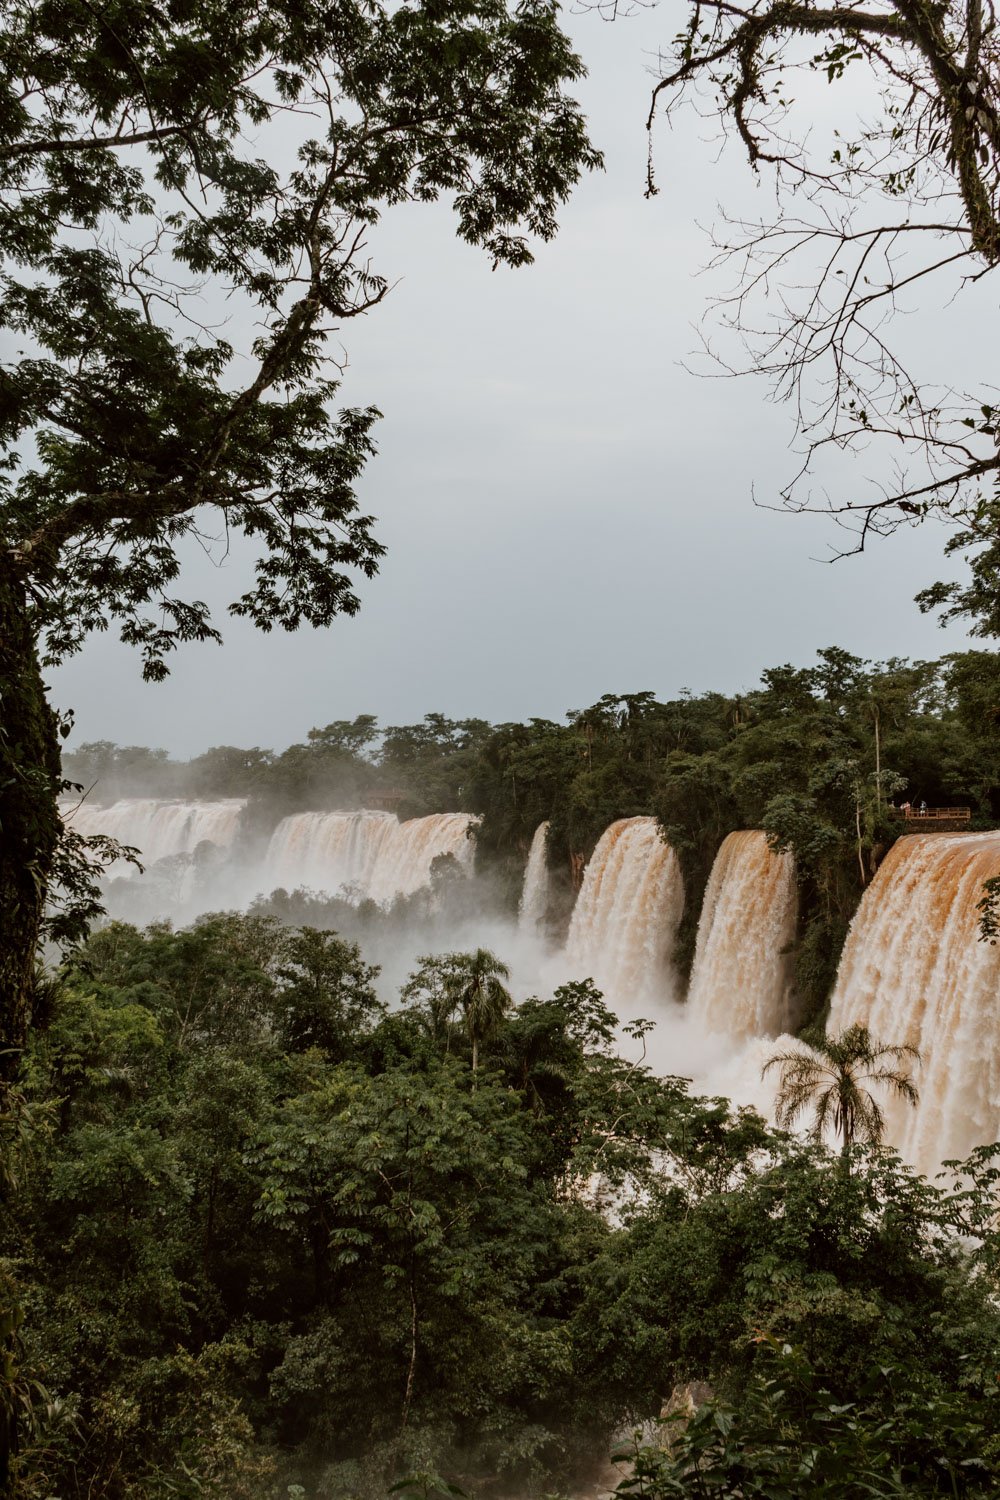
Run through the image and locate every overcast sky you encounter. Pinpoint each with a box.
[51,7,976,757]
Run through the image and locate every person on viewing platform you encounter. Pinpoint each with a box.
[919,800,928,816]
[901,801,912,815]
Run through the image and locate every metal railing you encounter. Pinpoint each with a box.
[894,806,971,823]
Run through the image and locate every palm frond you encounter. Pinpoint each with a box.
[812,1087,835,1141]
[763,1023,920,1157]
[863,1066,920,1107]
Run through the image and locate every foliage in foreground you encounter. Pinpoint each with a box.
[620,1335,1000,1499]
[2,916,1000,1496]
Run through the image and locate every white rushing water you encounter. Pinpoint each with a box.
[63,798,247,874]
[264,809,477,904]
[687,830,798,1043]
[60,798,1000,1176]
[518,821,550,935]
[367,813,477,903]
[563,817,685,1005]
[264,809,398,896]
[62,800,477,911]
[827,830,1000,1174]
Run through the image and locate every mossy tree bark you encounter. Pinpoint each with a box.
[0,562,61,1086]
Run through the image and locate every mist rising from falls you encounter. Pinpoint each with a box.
[67,798,1000,1176]
[688,831,798,1043]
[827,830,1000,1172]
[57,783,1000,1179]
[64,798,247,874]
[519,822,550,935]
[61,799,478,916]
[564,817,684,1004]
[264,810,477,904]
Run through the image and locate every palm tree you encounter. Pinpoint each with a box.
[435,948,512,1077]
[762,1023,919,1169]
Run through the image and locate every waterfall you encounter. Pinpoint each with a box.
[828,830,1000,1172]
[62,798,246,874]
[265,810,398,896]
[264,810,477,904]
[519,821,550,933]
[564,817,684,1003]
[687,831,798,1042]
[367,813,476,904]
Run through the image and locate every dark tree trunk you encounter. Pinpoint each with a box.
[0,560,62,1086]
[309,1220,329,1304]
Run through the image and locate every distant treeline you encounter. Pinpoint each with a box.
[65,648,1000,1013]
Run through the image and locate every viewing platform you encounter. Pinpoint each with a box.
[362,788,407,812]
[892,806,972,833]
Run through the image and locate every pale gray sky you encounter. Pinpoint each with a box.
[52,9,975,756]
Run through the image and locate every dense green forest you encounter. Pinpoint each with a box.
[66,647,1000,1011]
[5,914,1000,1497]
[7,645,991,1495]
[5,0,1000,1491]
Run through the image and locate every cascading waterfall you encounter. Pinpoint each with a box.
[62,798,247,875]
[265,810,398,896]
[564,817,684,1003]
[519,821,550,934]
[828,830,1000,1172]
[264,809,477,905]
[687,830,798,1042]
[367,813,476,904]
[58,793,1000,1175]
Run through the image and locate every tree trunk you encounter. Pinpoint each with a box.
[0,561,62,1087]
[400,1265,418,1434]
[309,1219,329,1304]
[873,705,881,805]
[204,1162,219,1260]
[839,1094,853,1175]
